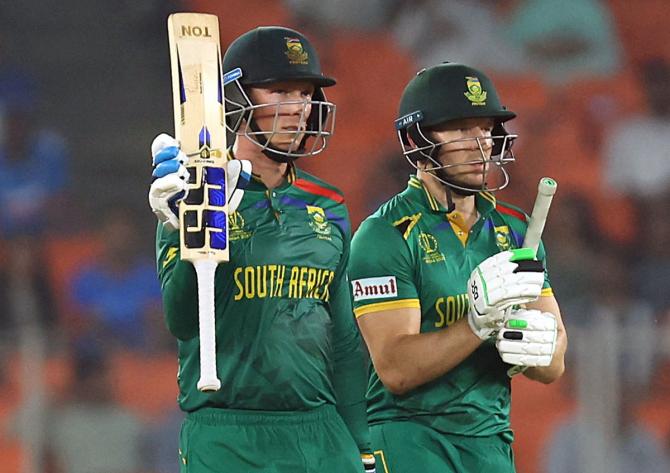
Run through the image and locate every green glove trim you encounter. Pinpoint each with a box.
[510,247,536,262]
[507,319,528,329]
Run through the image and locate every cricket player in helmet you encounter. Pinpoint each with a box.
[222,26,336,163]
[349,62,567,472]
[396,62,517,207]
[149,25,374,473]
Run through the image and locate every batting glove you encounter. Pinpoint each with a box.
[496,309,557,368]
[361,453,376,473]
[467,248,545,340]
[148,133,251,232]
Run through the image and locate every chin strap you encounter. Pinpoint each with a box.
[444,185,455,213]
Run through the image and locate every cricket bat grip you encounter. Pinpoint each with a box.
[522,177,557,253]
[193,259,222,392]
[508,177,558,378]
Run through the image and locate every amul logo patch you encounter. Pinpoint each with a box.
[352,276,398,301]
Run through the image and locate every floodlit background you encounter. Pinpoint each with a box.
[1,1,669,472]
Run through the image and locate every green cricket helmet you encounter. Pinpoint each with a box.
[395,62,517,193]
[223,26,336,163]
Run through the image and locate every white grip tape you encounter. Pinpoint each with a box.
[509,177,557,378]
[193,259,222,392]
[523,177,557,252]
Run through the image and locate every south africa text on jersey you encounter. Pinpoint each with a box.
[233,265,336,301]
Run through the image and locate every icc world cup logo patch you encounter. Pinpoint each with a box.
[229,211,252,241]
[464,76,487,106]
[285,37,309,65]
[419,232,445,264]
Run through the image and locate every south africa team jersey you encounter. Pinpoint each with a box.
[349,176,553,440]
[156,163,366,420]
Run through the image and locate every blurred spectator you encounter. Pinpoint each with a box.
[362,144,414,215]
[541,193,602,324]
[143,408,183,473]
[284,0,398,32]
[0,68,69,239]
[544,247,666,473]
[631,190,670,314]
[390,0,526,72]
[604,58,670,199]
[545,326,667,472]
[69,209,165,354]
[0,236,57,334]
[44,346,145,473]
[504,0,621,84]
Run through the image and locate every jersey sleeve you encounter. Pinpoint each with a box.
[349,217,420,318]
[155,222,199,340]
[328,211,371,454]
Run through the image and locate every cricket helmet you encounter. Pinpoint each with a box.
[223,26,336,162]
[395,62,517,193]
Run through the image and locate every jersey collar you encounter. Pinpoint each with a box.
[227,148,297,192]
[406,175,497,217]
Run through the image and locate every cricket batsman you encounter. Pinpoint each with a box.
[149,26,373,473]
[349,62,568,472]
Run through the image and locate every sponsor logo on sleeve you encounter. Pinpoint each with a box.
[351,276,398,301]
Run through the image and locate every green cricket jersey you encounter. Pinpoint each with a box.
[155,161,369,451]
[349,175,552,440]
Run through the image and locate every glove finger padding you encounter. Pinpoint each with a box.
[149,173,188,232]
[496,309,557,367]
[467,249,545,340]
[149,133,192,232]
[469,250,545,314]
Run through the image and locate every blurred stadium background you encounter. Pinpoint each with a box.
[1,0,670,472]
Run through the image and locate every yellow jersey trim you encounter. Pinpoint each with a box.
[374,450,390,473]
[354,299,421,318]
[480,191,496,207]
[541,287,554,297]
[393,213,422,240]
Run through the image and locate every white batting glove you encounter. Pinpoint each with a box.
[148,133,252,232]
[496,309,557,367]
[467,248,545,340]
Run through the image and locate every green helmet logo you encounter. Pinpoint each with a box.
[464,76,487,106]
[285,37,309,65]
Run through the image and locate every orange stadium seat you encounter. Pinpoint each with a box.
[108,350,179,419]
[301,31,417,226]
[511,376,576,473]
[491,73,550,117]
[44,234,102,324]
[2,352,74,413]
[637,359,670,440]
[189,0,293,46]
[0,439,24,473]
[607,0,670,63]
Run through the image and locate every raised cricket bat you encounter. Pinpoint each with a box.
[523,177,558,252]
[168,13,227,392]
[507,177,558,377]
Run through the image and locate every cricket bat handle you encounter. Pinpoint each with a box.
[522,177,558,252]
[193,259,222,392]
